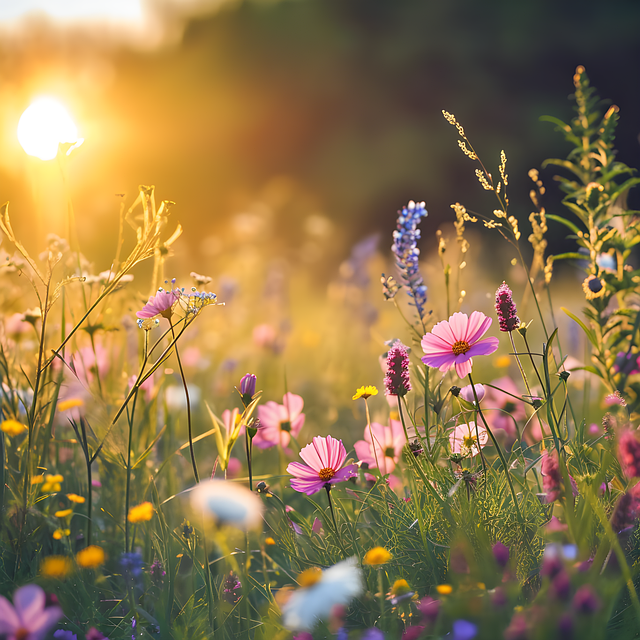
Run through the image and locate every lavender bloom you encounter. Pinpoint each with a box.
[619,430,640,478]
[54,631,77,640]
[452,619,478,640]
[572,585,600,614]
[495,282,520,332]
[137,279,181,320]
[492,541,510,568]
[392,201,428,320]
[239,374,257,403]
[384,342,412,397]
[149,559,165,586]
[120,552,144,586]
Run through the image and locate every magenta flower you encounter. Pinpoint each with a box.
[136,284,180,320]
[449,421,488,457]
[495,282,520,332]
[541,451,563,503]
[384,342,412,397]
[0,584,63,640]
[354,420,405,475]
[287,435,357,495]
[421,311,499,379]
[254,393,305,449]
[618,430,640,478]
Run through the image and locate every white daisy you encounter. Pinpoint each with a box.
[281,557,363,630]
[190,479,263,530]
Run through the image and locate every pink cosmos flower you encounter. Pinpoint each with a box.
[287,435,357,495]
[0,584,63,640]
[459,383,485,404]
[254,393,305,449]
[136,285,181,320]
[421,311,499,379]
[354,420,405,475]
[449,421,488,457]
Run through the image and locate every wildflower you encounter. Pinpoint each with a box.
[239,373,257,403]
[86,629,107,640]
[57,398,84,412]
[222,571,242,604]
[604,390,626,406]
[572,585,600,614]
[459,383,485,404]
[613,351,640,375]
[287,435,357,495]
[384,342,412,397]
[352,385,378,400]
[618,430,640,477]
[354,420,405,475]
[190,479,264,530]
[54,630,77,640]
[421,311,499,379]
[0,584,63,640]
[449,422,488,457]
[540,451,563,502]
[402,627,425,640]
[76,545,105,569]
[281,557,363,630]
[388,579,414,605]
[120,552,144,581]
[363,547,392,566]
[22,307,42,325]
[53,528,70,540]
[66,494,85,504]
[495,282,520,332]
[452,620,478,640]
[149,559,165,585]
[362,630,384,640]
[136,282,180,320]
[40,555,73,578]
[1,419,27,437]
[127,501,154,523]
[436,584,453,595]
[265,537,276,545]
[254,392,305,449]
[582,274,606,300]
[391,200,429,319]
[417,596,440,623]
[41,474,63,493]
[504,613,528,640]
[611,487,640,533]
[492,542,510,568]
[54,509,72,518]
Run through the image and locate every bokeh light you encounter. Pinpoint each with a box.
[17,97,79,160]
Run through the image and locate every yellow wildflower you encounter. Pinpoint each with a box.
[298,567,322,588]
[54,509,73,518]
[67,493,85,504]
[76,545,105,568]
[390,579,411,597]
[265,537,276,546]
[42,474,63,493]
[58,398,84,412]
[582,275,606,300]
[363,546,392,566]
[352,386,378,401]
[31,475,44,485]
[436,584,453,595]
[1,419,27,437]
[494,355,511,369]
[53,528,70,540]
[128,501,154,523]
[40,555,72,578]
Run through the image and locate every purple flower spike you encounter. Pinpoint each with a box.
[495,282,520,332]
[492,541,510,568]
[619,430,640,478]
[385,342,412,397]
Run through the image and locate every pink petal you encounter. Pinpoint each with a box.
[421,331,454,354]
[325,435,347,470]
[354,440,375,466]
[282,393,304,419]
[258,402,281,429]
[290,414,305,437]
[467,336,500,357]
[454,358,473,379]
[29,606,63,640]
[331,464,358,484]
[13,584,45,625]
[421,352,456,371]
[299,440,324,471]
[447,312,470,342]
[287,461,322,479]
[465,311,492,344]
[0,595,19,633]
[290,478,326,495]
[429,318,458,345]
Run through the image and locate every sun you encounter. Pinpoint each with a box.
[17,97,81,161]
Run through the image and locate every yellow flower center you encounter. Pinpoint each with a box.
[298,567,322,588]
[452,340,471,356]
[463,434,477,448]
[318,467,335,482]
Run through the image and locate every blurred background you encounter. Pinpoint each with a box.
[1,0,639,297]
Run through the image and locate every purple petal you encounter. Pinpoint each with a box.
[467,336,499,357]
[13,584,45,624]
[0,595,19,633]
[421,352,456,371]
[30,606,63,640]
[289,478,326,495]
[331,464,358,484]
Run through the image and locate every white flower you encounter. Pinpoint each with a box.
[281,557,363,630]
[190,479,263,530]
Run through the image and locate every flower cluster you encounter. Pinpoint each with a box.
[384,342,412,397]
[391,200,428,320]
[495,281,520,332]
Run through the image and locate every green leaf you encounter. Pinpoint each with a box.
[561,307,598,348]
[132,424,168,470]
[545,214,582,236]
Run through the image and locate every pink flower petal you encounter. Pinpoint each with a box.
[447,312,470,342]
[430,317,458,345]
[464,311,492,344]
[287,461,322,479]
[467,336,500,357]
[299,440,324,471]
[454,358,473,379]
[421,353,456,371]
[30,605,63,639]
[13,584,45,625]
[354,440,375,466]
[0,594,19,633]
[282,392,304,419]
[290,478,326,495]
[332,464,358,483]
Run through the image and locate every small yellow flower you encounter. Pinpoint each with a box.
[42,474,63,493]
[128,501,154,523]
[40,555,72,578]
[58,398,84,412]
[1,419,27,437]
[67,493,85,504]
[265,537,276,546]
[31,474,44,485]
[54,509,73,518]
[298,567,322,588]
[436,584,453,595]
[493,355,511,369]
[582,275,606,300]
[352,386,378,401]
[53,528,70,540]
[390,579,411,597]
[363,546,392,566]
[76,545,105,568]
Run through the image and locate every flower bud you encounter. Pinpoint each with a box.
[239,373,257,404]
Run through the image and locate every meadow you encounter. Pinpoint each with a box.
[1,67,640,640]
